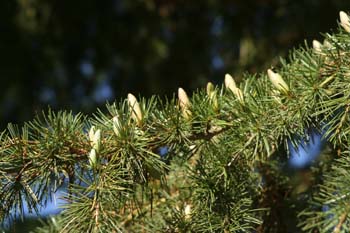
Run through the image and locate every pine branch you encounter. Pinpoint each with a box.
[2,10,350,233]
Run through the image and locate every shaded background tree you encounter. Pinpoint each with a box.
[1,0,350,129]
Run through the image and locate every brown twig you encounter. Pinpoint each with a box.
[333,211,348,233]
[188,126,229,141]
[335,103,350,135]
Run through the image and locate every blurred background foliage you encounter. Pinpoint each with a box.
[1,0,350,127]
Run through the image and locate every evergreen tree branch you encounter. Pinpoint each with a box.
[1,10,350,232]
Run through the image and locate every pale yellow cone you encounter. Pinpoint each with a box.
[92,129,101,152]
[89,148,97,168]
[127,93,143,125]
[312,40,322,53]
[89,126,95,143]
[112,115,121,136]
[340,11,350,32]
[206,82,219,110]
[206,82,215,96]
[178,87,191,119]
[267,69,289,94]
[89,126,101,152]
[323,39,332,49]
[224,74,244,102]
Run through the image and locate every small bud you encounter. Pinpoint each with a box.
[323,39,332,49]
[224,74,244,102]
[178,87,191,119]
[89,126,101,152]
[206,82,219,110]
[89,126,95,143]
[312,40,322,53]
[112,116,121,136]
[224,73,235,91]
[206,82,215,96]
[267,69,289,94]
[92,129,101,152]
[89,148,97,168]
[340,11,350,33]
[184,203,191,220]
[127,93,143,125]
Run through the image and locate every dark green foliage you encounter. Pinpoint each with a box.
[299,154,350,232]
